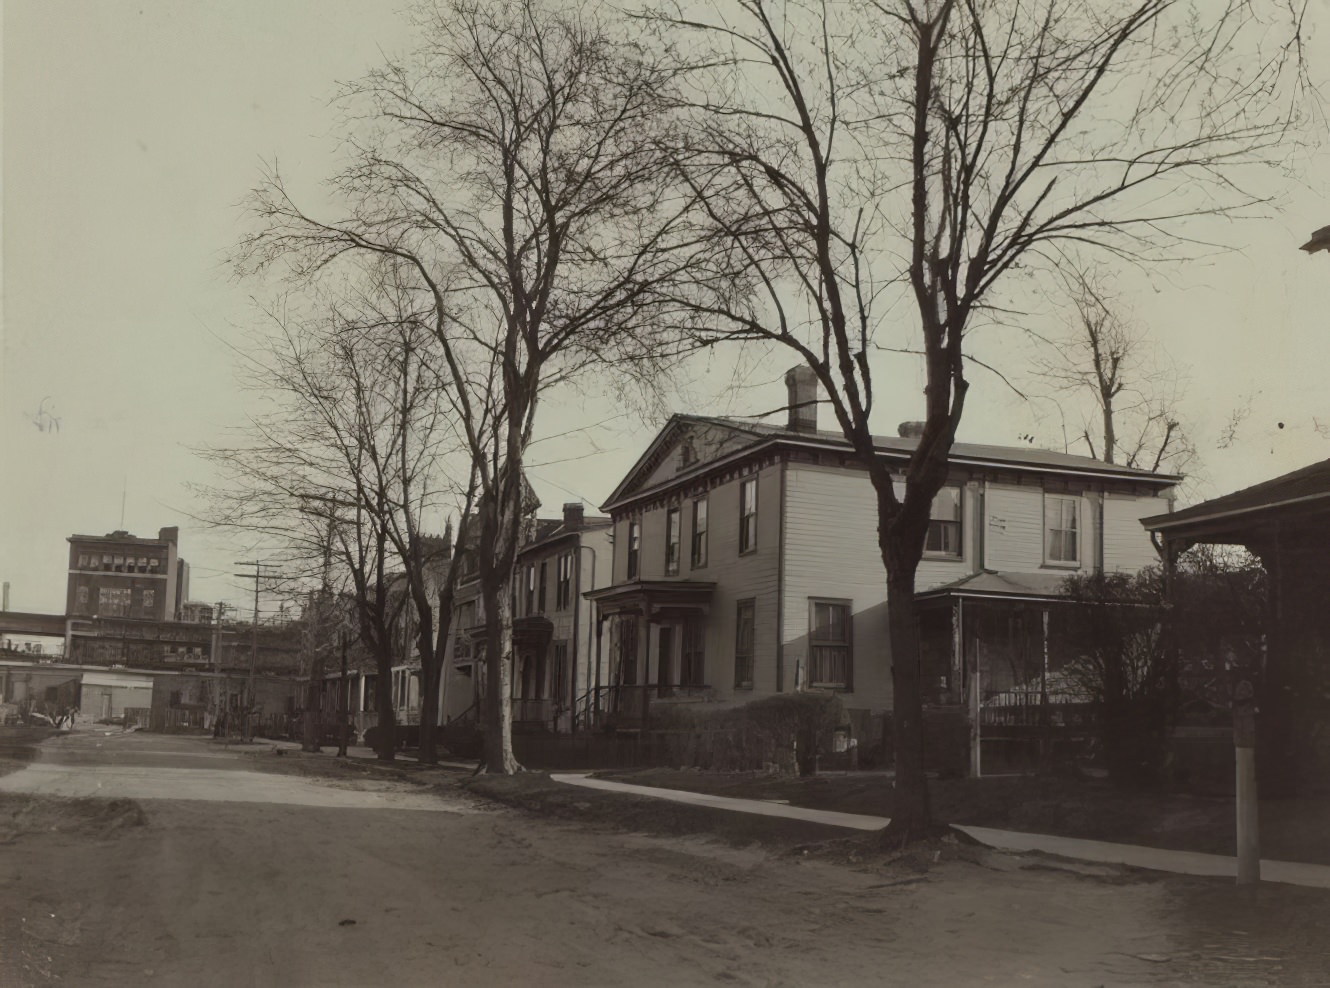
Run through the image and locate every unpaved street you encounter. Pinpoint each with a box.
[0,732,1321,987]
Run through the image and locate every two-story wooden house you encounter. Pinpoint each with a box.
[441,502,613,736]
[588,367,1178,768]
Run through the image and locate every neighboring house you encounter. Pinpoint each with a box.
[588,367,1178,764]
[441,502,612,736]
[1143,458,1330,793]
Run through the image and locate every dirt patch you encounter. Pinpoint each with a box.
[0,794,146,843]
[599,768,1330,865]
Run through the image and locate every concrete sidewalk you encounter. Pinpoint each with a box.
[551,773,1330,890]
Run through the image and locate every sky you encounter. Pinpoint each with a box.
[3,0,1328,631]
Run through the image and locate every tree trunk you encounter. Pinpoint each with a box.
[481,577,520,774]
[374,645,396,762]
[301,647,324,753]
[416,607,439,765]
[883,569,933,843]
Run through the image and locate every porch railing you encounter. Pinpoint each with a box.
[575,683,711,731]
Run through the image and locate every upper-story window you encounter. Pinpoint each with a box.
[665,506,681,576]
[1045,495,1080,565]
[538,561,548,614]
[739,477,758,554]
[627,519,641,580]
[148,558,160,573]
[114,555,126,572]
[98,587,132,618]
[524,565,536,614]
[691,497,708,568]
[925,487,962,556]
[556,552,573,610]
[141,588,156,614]
[76,585,90,612]
[77,554,89,569]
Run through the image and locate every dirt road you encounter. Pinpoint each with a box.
[0,732,1321,987]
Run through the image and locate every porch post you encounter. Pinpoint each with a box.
[965,600,981,778]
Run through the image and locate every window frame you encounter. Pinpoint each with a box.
[556,552,573,610]
[733,598,755,689]
[538,560,548,614]
[524,564,536,615]
[690,497,709,568]
[807,598,853,691]
[664,505,681,576]
[924,486,963,558]
[680,618,706,688]
[626,519,641,580]
[739,476,758,554]
[1044,494,1081,567]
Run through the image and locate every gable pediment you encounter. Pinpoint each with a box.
[603,416,766,510]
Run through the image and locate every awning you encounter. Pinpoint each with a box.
[585,580,716,619]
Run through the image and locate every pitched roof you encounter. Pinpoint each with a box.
[604,413,1179,510]
[1142,458,1330,535]
[916,569,1074,602]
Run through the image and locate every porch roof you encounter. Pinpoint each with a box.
[585,579,716,616]
[915,569,1072,604]
[1141,458,1330,547]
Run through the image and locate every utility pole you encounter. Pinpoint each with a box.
[234,562,281,742]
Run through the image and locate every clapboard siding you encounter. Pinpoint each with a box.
[1103,493,1168,572]
[782,466,972,711]
[611,464,781,700]
[984,484,1059,572]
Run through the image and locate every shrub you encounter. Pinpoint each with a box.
[648,692,844,775]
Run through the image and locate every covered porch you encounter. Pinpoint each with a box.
[916,571,1090,777]
[584,580,716,731]
[1144,459,1330,795]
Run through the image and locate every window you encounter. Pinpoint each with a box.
[739,477,757,553]
[141,589,156,614]
[691,498,708,568]
[148,557,160,573]
[925,487,962,556]
[138,557,149,573]
[98,587,132,618]
[538,561,548,614]
[665,506,681,575]
[809,600,852,690]
[680,440,697,468]
[1045,495,1080,564]
[681,619,706,687]
[525,565,535,615]
[77,553,89,568]
[102,554,113,571]
[627,519,641,580]
[734,599,755,689]
[76,585,90,611]
[556,552,573,610]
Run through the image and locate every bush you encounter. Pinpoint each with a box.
[647,693,845,775]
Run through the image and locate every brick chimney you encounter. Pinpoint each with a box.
[785,366,819,433]
[563,502,585,531]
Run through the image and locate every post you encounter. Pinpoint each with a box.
[338,629,349,758]
[963,601,981,778]
[1233,678,1260,885]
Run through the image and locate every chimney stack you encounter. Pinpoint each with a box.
[785,366,819,433]
[158,526,179,544]
[897,421,926,439]
[563,502,585,531]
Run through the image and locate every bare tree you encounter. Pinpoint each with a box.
[646,0,1307,840]
[235,0,704,773]
[1031,264,1194,474]
[200,279,472,763]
